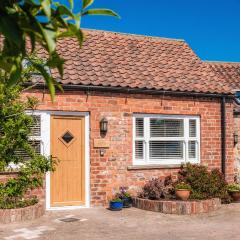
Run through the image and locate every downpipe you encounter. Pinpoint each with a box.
[221,97,226,176]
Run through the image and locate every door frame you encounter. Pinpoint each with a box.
[29,110,90,210]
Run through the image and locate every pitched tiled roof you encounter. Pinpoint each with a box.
[47,29,233,95]
[207,61,240,111]
[207,62,240,91]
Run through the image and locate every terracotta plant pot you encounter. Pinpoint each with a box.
[175,189,191,201]
[229,191,240,202]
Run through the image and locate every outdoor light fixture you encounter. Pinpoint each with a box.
[234,133,238,146]
[100,117,108,134]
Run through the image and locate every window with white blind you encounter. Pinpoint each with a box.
[133,115,200,165]
[14,114,42,160]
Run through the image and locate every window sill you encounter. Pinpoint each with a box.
[127,164,182,170]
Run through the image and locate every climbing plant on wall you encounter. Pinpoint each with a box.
[0,73,54,208]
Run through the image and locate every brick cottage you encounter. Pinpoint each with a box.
[20,30,240,208]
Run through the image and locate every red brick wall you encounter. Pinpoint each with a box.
[225,103,235,182]
[234,113,240,181]
[0,172,18,183]
[22,90,235,206]
[0,172,45,200]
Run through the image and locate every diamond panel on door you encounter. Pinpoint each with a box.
[62,131,74,143]
[59,130,76,147]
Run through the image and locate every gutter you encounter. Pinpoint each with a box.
[25,83,234,99]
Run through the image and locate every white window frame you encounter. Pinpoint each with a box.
[26,111,45,155]
[8,112,44,169]
[133,114,200,165]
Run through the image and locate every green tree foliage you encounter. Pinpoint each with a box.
[0,0,118,100]
[0,83,34,170]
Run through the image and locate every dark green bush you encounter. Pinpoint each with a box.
[178,163,230,202]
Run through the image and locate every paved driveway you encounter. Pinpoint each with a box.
[1,203,240,240]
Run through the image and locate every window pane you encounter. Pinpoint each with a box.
[30,115,41,136]
[189,119,196,137]
[149,141,183,159]
[150,119,184,137]
[61,131,74,144]
[135,118,144,137]
[188,141,197,158]
[135,141,144,159]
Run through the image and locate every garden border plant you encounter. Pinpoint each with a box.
[175,182,191,201]
[138,175,174,200]
[227,183,240,202]
[178,163,230,202]
[132,163,231,215]
[109,197,123,211]
[118,187,132,208]
[137,163,231,203]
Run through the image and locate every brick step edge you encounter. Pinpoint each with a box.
[132,197,221,215]
[0,200,45,224]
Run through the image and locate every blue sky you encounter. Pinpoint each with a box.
[63,0,240,62]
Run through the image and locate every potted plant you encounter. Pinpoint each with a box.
[175,182,191,201]
[109,197,123,211]
[227,184,240,202]
[119,187,132,208]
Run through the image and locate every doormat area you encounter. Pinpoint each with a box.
[59,217,80,222]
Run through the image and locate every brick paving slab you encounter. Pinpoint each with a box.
[0,204,240,240]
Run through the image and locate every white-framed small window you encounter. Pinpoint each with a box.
[28,114,42,155]
[14,114,42,160]
[133,114,200,165]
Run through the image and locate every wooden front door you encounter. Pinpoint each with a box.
[50,116,85,207]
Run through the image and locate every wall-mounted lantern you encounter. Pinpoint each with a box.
[234,133,238,146]
[100,117,108,135]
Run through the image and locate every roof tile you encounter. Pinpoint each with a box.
[207,62,240,91]
[36,30,235,95]
[207,61,240,111]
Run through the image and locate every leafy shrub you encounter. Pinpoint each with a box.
[178,163,229,201]
[139,176,174,200]
[0,80,55,208]
[175,182,191,190]
[227,184,240,192]
[0,197,38,209]
[0,155,54,207]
